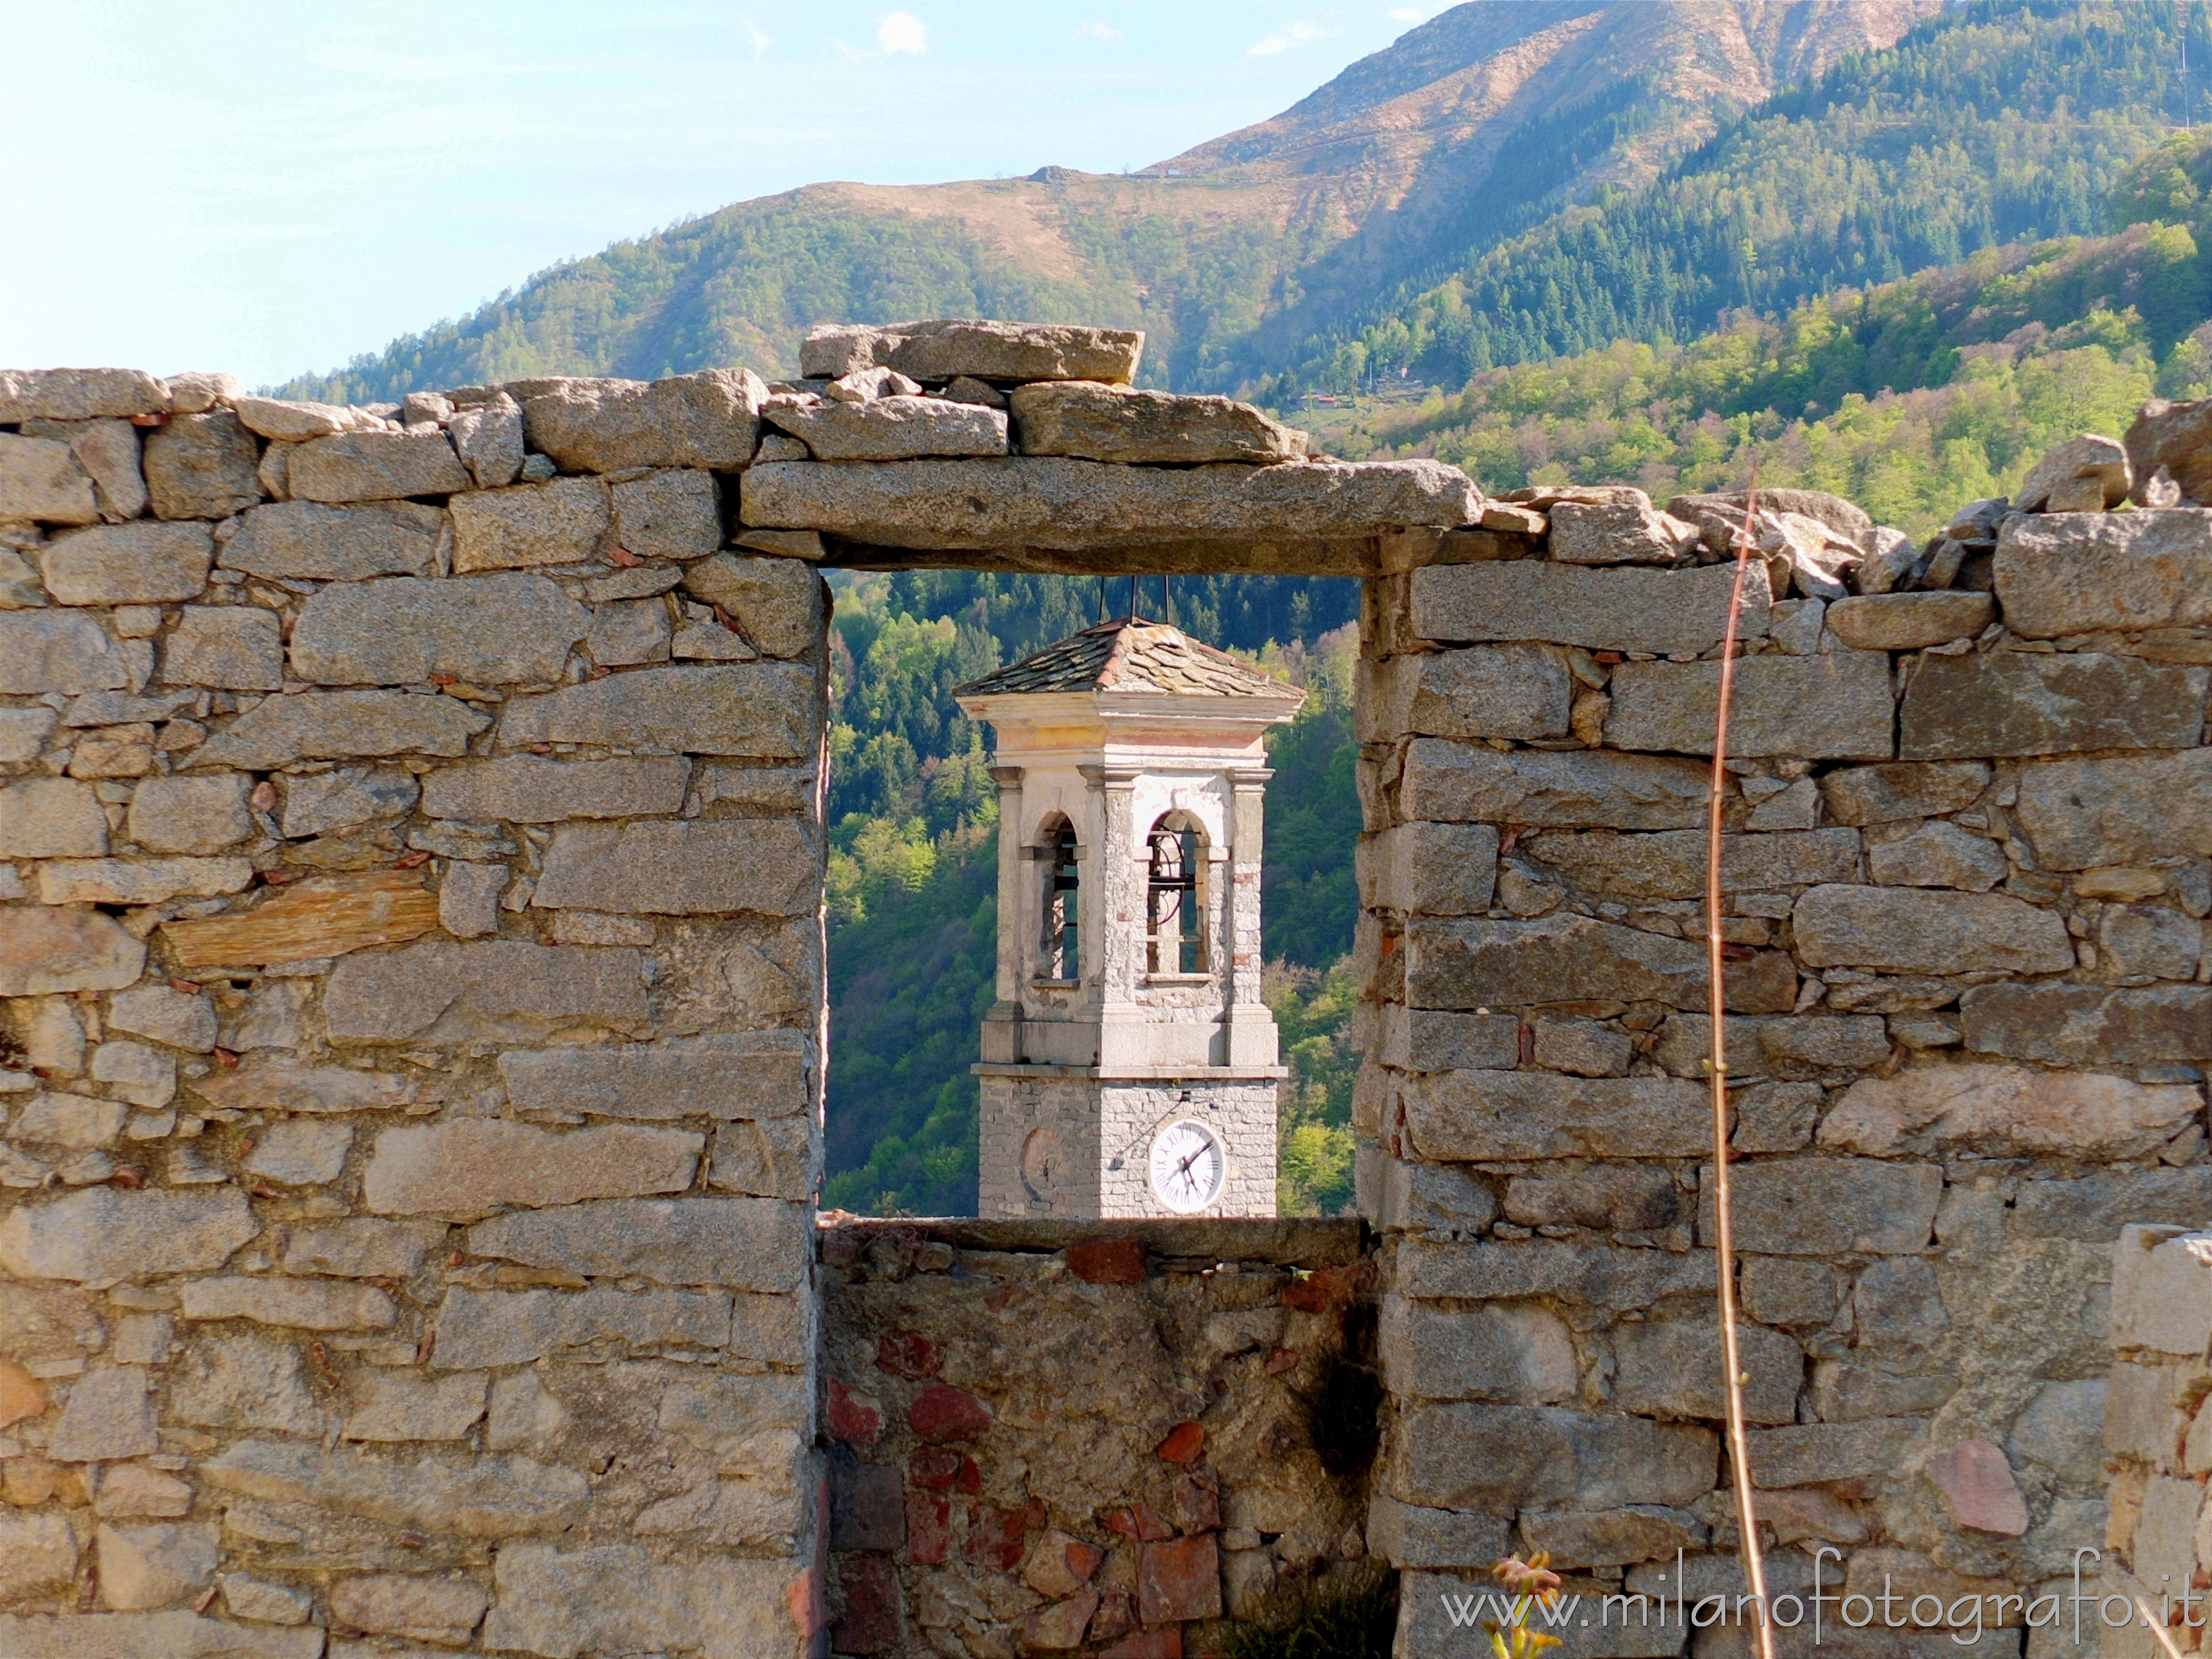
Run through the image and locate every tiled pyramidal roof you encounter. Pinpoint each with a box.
[955,618,1291,698]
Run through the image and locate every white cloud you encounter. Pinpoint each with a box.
[877,11,927,55]
[742,23,769,59]
[1388,6,1425,19]
[1247,20,1336,57]
[1074,20,1122,41]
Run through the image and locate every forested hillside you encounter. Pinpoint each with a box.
[820,573,1363,1218]
[1283,0,2208,396]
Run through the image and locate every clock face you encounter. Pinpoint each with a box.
[1149,1119,1225,1214]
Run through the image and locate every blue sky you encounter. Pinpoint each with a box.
[6,3,1447,387]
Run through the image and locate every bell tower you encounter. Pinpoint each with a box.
[955,616,1302,1219]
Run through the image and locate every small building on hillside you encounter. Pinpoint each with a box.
[953,615,1303,1218]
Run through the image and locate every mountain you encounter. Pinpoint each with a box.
[279,0,1935,401]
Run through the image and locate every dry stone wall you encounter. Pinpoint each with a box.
[815,1217,1373,1659]
[1356,469,2212,1657]
[0,366,830,1659]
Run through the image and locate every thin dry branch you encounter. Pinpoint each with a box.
[1708,469,1775,1659]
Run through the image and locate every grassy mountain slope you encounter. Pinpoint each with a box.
[278,0,1929,401]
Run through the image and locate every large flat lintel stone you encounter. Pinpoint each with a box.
[821,533,1382,577]
[739,455,1475,551]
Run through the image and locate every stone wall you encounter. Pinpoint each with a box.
[1354,469,2212,1657]
[0,367,829,1658]
[816,1217,1370,1657]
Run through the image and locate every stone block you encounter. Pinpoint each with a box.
[1406,913,1796,1013]
[1395,1239,1716,1307]
[2111,1225,2212,1355]
[1791,884,2073,973]
[464,1196,806,1291]
[1548,498,1698,564]
[1739,1256,1839,1327]
[1902,650,2206,759]
[1399,739,1716,830]
[0,1185,255,1285]
[0,706,57,763]
[1393,1402,1718,1511]
[161,607,283,690]
[96,1521,218,1610]
[449,476,611,572]
[220,499,444,580]
[1503,1165,1676,1228]
[1527,1014,1634,1076]
[1825,590,1994,649]
[0,432,99,524]
[1365,1498,1512,1569]
[531,819,820,914]
[1401,1070,1710,1159]
[1651,1013,1890,1079]
[1517,1506,1708,1571]
[481,1542,795,1659]
[1380,1297,1578,1402]
[1365,821,1501,914]
[0,1511,76,1600]
[220,1577,312,1626]
[184,1055,417,1115]
[322,938,648,1043]
[496,661,818,757]
[1611,1317,1803,1423]
[143,411,261,520]
[0,369,169,422]
[160,869,440,969]
[1604,652,1894,758]
[56,419,147,522]
[1360,645,1571,740]
[1375,1005,1521,1072]
[342,1374,489,1443]
[40,521,212,605]
[107,984,217,1052]
[431,1284,735,1369]
[1826,1061,2200,1160]
[1009,380,1302,463]
[126,773,251,852]
[420,755,690,822]
[0,906,144,996]
[765,393,1007,459]
[1743,1418,1923,1487]
[362,1118,701,1214]
[2015,748,2212,869]
[274,764,418,837]
[707,1116,814,1199]
[0,1613,324,1658]
[521,369,766,471]
[439,860,507,938]
[1704,1157,1940,1254]
[0,611,134,693]
[1961,980,2212,1067]
[498,1031,810,1120]
[1371,1157,1501,1234]
[451,393,525,488]
[231,395,371,441]
[740,454,1475,550]
[677,555,822,659]
[51,1367,160,1461]
[241,1119,354,1187]
[1866,820,2007,890]
[1522,827,1860,901]
[288,430,469,503]
[0,775,107,856]
[14,1091,128,1147]
[166,1333,326,1436]
[803,318,1142,382]
[36,855,253,906]
[328,1574,489,1645]
[608,468,721,561]
[192,689,489,769]
[1408,555,1770,654]
[283,1217,445,1279]
[1995,507,2212,635]
[200,1438,588,1539]
[178,1276,393,1330]
[290,573,589,685]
